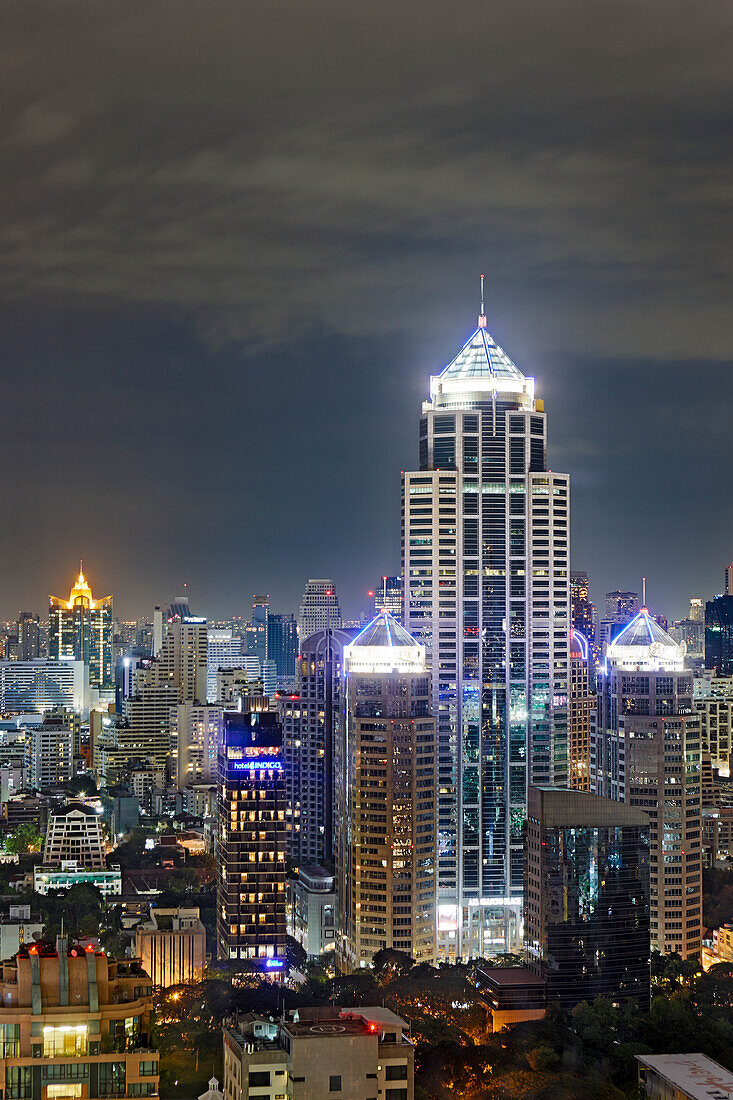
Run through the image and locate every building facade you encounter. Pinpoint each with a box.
[592,610,703,958]
[705,593,733,677]
[134,907,206,988]
[173,703,223,789]
[401,309,570,959]
[0,661,88,717]
[216,710,287,968]
[42,804,106,870]
[374,577,402,621]
[49,567,113,691]
[335,613,436,971]
[0,938,158,1100]
[525,785,650,1011]
[206,631,243,704]
[287,866,336,963]
[27,720,74,790]
[569,630,593,791]
[570,572,595,644]
[297,581,342,643]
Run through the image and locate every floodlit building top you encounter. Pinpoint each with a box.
[606,609,686,671]
[343,612,425,674]
[429,320,535,404]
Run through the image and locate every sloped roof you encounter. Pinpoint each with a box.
[349,612,418,649]
[438,324,526,385]
[611,610,677,648]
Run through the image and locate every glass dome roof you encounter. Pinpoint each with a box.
[438,324,526,385]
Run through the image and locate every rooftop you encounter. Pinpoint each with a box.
[344,613,425,674]
[636,1053,733,1100]
[428,312,535,405]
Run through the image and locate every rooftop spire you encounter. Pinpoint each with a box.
[478,273,486,328]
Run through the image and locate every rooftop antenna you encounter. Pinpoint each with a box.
[642,577,647,610]
[478,274,486,328]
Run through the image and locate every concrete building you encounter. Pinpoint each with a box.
[33,864,122,898]
[173,703,223,789]
[216,710,287,968]
[0,906,43,962]
[0,660,88,717]
[27,719,74,790]
[569,630,593,791]
[134,906,206,988]
[636,1054,733,1100]
[402,304,570,960]
[525,785,650,1012]
[287,867,336,963]
[592,609,703,958]
[206,630,243,704]
[49,566,114,692]
[216,664,265,708]
[157,617,208,704]
[336,613,436,971]
[280,627,356,866]
[17,614,40,662]
[43,804,106,870]
[0,936,158,1100]
[570,572,595,645]
[223,1007,413,1100]
[694,673,733,779]
[297,580,341,643]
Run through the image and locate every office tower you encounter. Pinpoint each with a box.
[217,709,287,967]
[670,616,705,662]
[42,803,106,869]
[0,659,88,714]
[570,572,595,643]
[224,1008,413,1100]
[48,566,113,691]
[206,628,243,702]
[525,786,650,1012]
[605,590,640,620]
[134,906,206,988]
[568,630,593,791]
[402,304,570,960]
[27,718,73,789]
[173,702,223,788]
[690,597,704,623]
[244,597,269,662]
[0,937,158,1098]
[706,591,733,676]
[217,663,267,707]
[288,866,337,962]
[694,674,733,780]
[17,613,40,661]
[297,580,342,642]
[281,627,356,865]
[335,612,436,971]
[374,576,403,621]
[157,617,208,702]
[266,613,298,679]
[592,610,702,958]
[98,660,179,782]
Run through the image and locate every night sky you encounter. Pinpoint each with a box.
[3,1,733,621]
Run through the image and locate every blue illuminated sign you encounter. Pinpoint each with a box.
[265,958,284,969]
[231,759,283,771]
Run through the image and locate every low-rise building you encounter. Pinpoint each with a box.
[134,907,206,988]
[287,866,336,963]
[33,862,122,898]
[637,1053,733,1099]
[223,1007,413,1100]
[0,906,43,962]
[43,804,107,870]
[0,936,158,1100]
[702,923,733,970]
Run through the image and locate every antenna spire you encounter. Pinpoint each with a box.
[478,274,486,328]
[642,576,647,610]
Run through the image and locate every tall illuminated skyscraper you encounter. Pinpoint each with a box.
[402,298,570,959]
[48,565,113,691]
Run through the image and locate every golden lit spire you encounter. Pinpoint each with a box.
[49,563,111,612]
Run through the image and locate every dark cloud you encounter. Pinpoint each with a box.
[1,1,732,618]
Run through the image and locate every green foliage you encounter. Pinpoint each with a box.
[5,822,43,855]
[66,775,98,797]
[704,867,733,928]
[40,884,105,939]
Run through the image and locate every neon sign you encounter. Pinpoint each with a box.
[231,760,283,771]
[265,958,284,969]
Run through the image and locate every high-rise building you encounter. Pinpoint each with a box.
[0,937,158,1098]
[280,627,356,866]
[335,612,436,971]
[216,709,287,968]
[206,628,243,702]
[42,803,106,869]
[244,597,269,663]
[401,305,570,959]
[297,580,342,642]
[173,703,223,788]
[266,613,298,679]
[568,630,593,791]
[525,785,650,1012]
[690,597,704,623]
[17,613,40,661]
[706,592,733,676]
[592,609,702,958]
[49,566,113,691]
[374,576,402,621]
[157,617,207,703]
[605,590,640,620]
[694,673,733,780]
[27,718,74,790]
[570,572,595,643]
[0,659,88,715]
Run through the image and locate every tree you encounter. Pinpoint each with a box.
[67,775,98,797]
[5,822,43,855]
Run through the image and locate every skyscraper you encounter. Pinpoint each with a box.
[570,572,595,643]
[216,708,287,968]
[706,587,733,677]
[207,628,243,702]
[525,785,650,1012]
[266,613,298,679]
[297,580,342,642]
[48,565,113,691]
[568,630,593,792]
[17,613,40,661]
[592,609,702,958]
[335,613,436,970]
[402,303,570,958]
[374,576,403,621]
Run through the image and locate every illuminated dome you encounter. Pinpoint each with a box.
[606,609,685,671]
[343,612,425,674]
[429,315,535,404]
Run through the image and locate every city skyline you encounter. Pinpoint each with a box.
[2,3,733,621]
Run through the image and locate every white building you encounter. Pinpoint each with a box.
[26,719,74,790]
[43,803,107,870]
[0,660,88,716]
[402,305,570,960]
[592,609,702,958]
[297,580,342,643]
[173,703,223,788]
[694,673,733,779]
[33,863,122,898]
[158,618,208,704]
[287,866,336,962]
[0,905,43,962]
[206,630,243,703]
